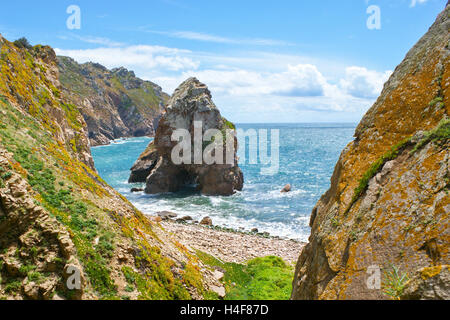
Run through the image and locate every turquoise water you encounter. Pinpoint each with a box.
[91,123,356,241]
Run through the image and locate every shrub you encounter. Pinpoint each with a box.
[1,171,12,180]
[383,265,409,300]
[13,37,32,50]
[4,280,22,293]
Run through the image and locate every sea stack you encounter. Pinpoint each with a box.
[129,78,243,196]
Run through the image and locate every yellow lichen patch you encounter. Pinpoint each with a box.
[420,265,445,280]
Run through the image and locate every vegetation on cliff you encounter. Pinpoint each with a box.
[0,36,219,300]
[57,56,168,146]
[196,251,294,300]
[292,5,449,300]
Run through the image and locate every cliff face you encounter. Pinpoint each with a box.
[0,36,222,300]
[129,78,244,196]
[292,6,449,300]
[58,57,168,146]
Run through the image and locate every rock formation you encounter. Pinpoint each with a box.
[58,57,168,146]
[129,78,244,196]
[291,5,449,300]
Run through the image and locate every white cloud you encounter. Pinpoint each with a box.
[153,63,389,122]
[75,36,124,47]
[55,45,200,71]
[410,0,428,8]
[55,44,391,122]
[339,67,392,99]
[169,64,327,98]
[144,30,292,46]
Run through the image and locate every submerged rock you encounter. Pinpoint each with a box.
[129,78,244,196]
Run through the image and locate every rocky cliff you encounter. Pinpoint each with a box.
[58,57,168,146]
[291,5,449,300]
[129,78,243,196]
[0,35,223,300]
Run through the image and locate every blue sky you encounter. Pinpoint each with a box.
[0,0,446,123]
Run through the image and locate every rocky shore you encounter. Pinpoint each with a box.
[158,219,305,265]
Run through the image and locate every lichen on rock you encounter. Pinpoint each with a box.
[291,4,450,300]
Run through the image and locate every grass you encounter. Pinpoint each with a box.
[345,138,411,214]
[411,118,450,154]
[196,251,294,300]
[1,171,12,180]
[0,108,118,299]
[383,265,409,300]
[4,280,22,294]
[428,96,444,108]
[346,118,449,215]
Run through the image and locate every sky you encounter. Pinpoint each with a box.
[0,0,446,123]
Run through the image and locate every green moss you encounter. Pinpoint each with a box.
[429,96,444,107]
[19,265,36,276]
[4,280,22,294]
[60,103,83,131]
[195,251,294,300]
[27,271,43,283]
[122,264,190,300]
[222,117,236,130]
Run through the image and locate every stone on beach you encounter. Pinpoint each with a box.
[157,211,178,220]
[200,217,213,226]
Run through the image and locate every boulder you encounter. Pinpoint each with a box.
[129,78,243,196]
[130,187,144,193]
[176,216,193,223]
[150,216,163,223]
[23,281,40,300]
[401,265,450,300]
[210,285,226,298]
[128,143,160,183]
[157,211,178,220]
[213,270,225,282]
[281,184,291,193]
[200,217,213,226]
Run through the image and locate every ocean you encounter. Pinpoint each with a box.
[91,123,356,242]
